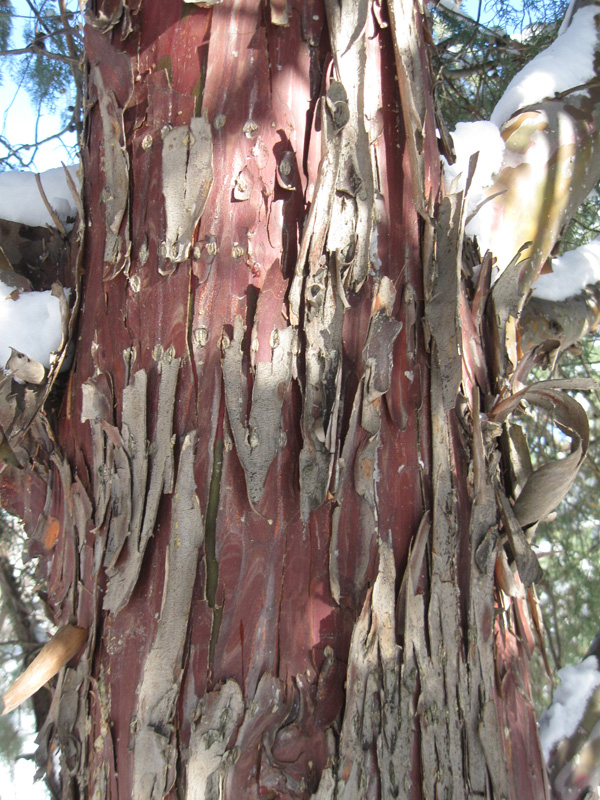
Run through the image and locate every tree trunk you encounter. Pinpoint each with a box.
[2,1,594,798]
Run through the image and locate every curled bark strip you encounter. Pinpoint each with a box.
[495,545,525,598]
[333,539,401,797]
[361,277,402,435]
[396,511,430,631]
[496,488,543,587]
[286,1,375,519]
[425,192,463,410]
[121,369,148,549]
[387,0,435,212]
[527,586,553,680]
[81,373,115,529]
[324,0,374,292]
[490,378,596,424]
[490,379,594,528]
[0,625,87,716]
[62,161,83,220]
[34,173,67,237]
[88,1,128,33]
[33,660,88,782]
[269,0,290,26]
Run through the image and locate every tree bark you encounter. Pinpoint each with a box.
[1,1,596,798]
[520,286,600,360]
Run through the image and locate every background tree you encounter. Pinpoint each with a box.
[432,0,563,126]
[0,511,57,796]
[1,1,600,799]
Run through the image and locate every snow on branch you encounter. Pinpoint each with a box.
[442,121,505,243]
[443,0,600,303]
[0,165,79,229]
[538,655,600,762]
[490,5,600,128]
[533,237,600,301]
[0,166,77,374]
[0,281,66,370]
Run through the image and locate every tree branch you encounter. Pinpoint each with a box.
[58,0,83,137]
[0,44,78,65]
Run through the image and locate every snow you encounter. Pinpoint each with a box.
[437,0,477,24]
[442,120,506,222]
[557,0,578,37]
[0,281,65,369]
[491,5,600,128]
[446,3,600,288]
[538,655,600,762]
[0,165,79,229]
[533,236,600,301]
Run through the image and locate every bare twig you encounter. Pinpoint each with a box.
[34,173,67,236]
[62,161,83,220]
[0,45,78,65]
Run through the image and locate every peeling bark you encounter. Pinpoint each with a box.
[132,432,204,799]
[103,352,180,615]
[161,116,213,270]
[1,1,594,798]
[221,315,295,505]
[87,25,133,279]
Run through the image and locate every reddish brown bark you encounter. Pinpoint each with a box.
[0,1,557,798]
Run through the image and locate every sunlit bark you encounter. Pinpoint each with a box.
[1,1,600,799]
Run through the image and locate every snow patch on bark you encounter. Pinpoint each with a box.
[538,655,600,762]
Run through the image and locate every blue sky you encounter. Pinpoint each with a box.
[0,0,78,171]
